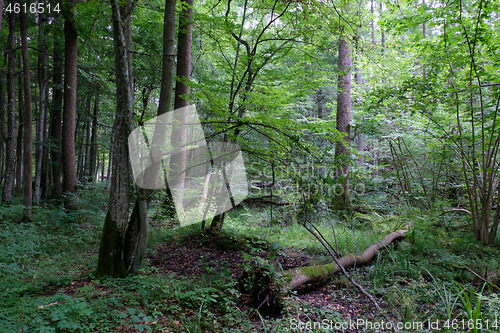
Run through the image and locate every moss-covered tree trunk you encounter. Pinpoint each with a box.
[96,212,128,278]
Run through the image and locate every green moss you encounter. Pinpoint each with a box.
[300,263,336,279]
[281,272,293,284]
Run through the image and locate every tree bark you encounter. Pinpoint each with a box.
[173,0,193,111]
[106,151,112,183]
[355,29,364,164]
[170,0,194,216]
[2,12,16,202]
[124,0,177,273]
[34,11,48,203]
[332,38,352,210]
[371,0,375,44]
[62,0,78,205]
[0,0,4,185]
[96,0,135,278]
[159,0,177,117]
[78,96,91,183]
[89,92,99,182]
[422,0,427,38]
[0,69,4,186]
[120,2,134,97]
[50,35,64,198]
[20,4,33,219]
[380,2,385,52]
[15,64,23,195]
[286,226,409,290]
[84,99,91,183]
[0,0,4,35]
[101,152,106,181]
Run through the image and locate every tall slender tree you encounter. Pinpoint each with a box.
[333,37,352,211]
[0,69,4,185]
[62,0,78,204]
[34,12,48,202]
[173,0,193,111]
[88,92,99,181]
[124,0,178,273]
[371,0,375,44]
[15,61,23,195]
[1,11,16,202]
[169,0,194,217]
[96,0,136,278]
[380,2,385,52]
[19,2,33,219]
[50,37,64,197]
[97,0,178,276]
[422,0,427,38]
[0,0,4,186]
[0,0,4,34]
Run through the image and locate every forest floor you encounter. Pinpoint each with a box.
[148,233,387,331]
[1,183,500,332]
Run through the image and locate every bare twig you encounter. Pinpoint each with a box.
[302,218,382,312]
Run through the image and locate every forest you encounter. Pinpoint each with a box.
[0,0,499,331]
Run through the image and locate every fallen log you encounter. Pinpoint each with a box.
[285,225,410,290]
[239,195,292,207]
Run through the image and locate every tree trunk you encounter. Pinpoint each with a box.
[422,0,427,38]
[159,0,177,117]
[1,13,16,203]
[84,101,91,183]
[62,0,78,205]
[108,0,134,238]
[78,96,91,183]
[15,67,23,195]
[332,38,352,211]
[173,0,192,111]
[0,69,4,187]
[169,0,193,216]
[120,2,134,97]
[96,0,135,278]
[40,115,50,198]
[354,31,364,164]
[0,0,4,35]
[50,36,64,198]
[100,152,105,181]
[89,92,99,182]
[286,226,409,290]
[34,11,48,203]
[106,151,112,183]
[370,0,375,44]
[0,0,4,185]
[125,0,177,273]
[20,4,33,219]
[380,2,385,52]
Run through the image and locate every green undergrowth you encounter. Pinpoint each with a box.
[353,207,500,330]
[223,206,402,257]
[1,183,500,332]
